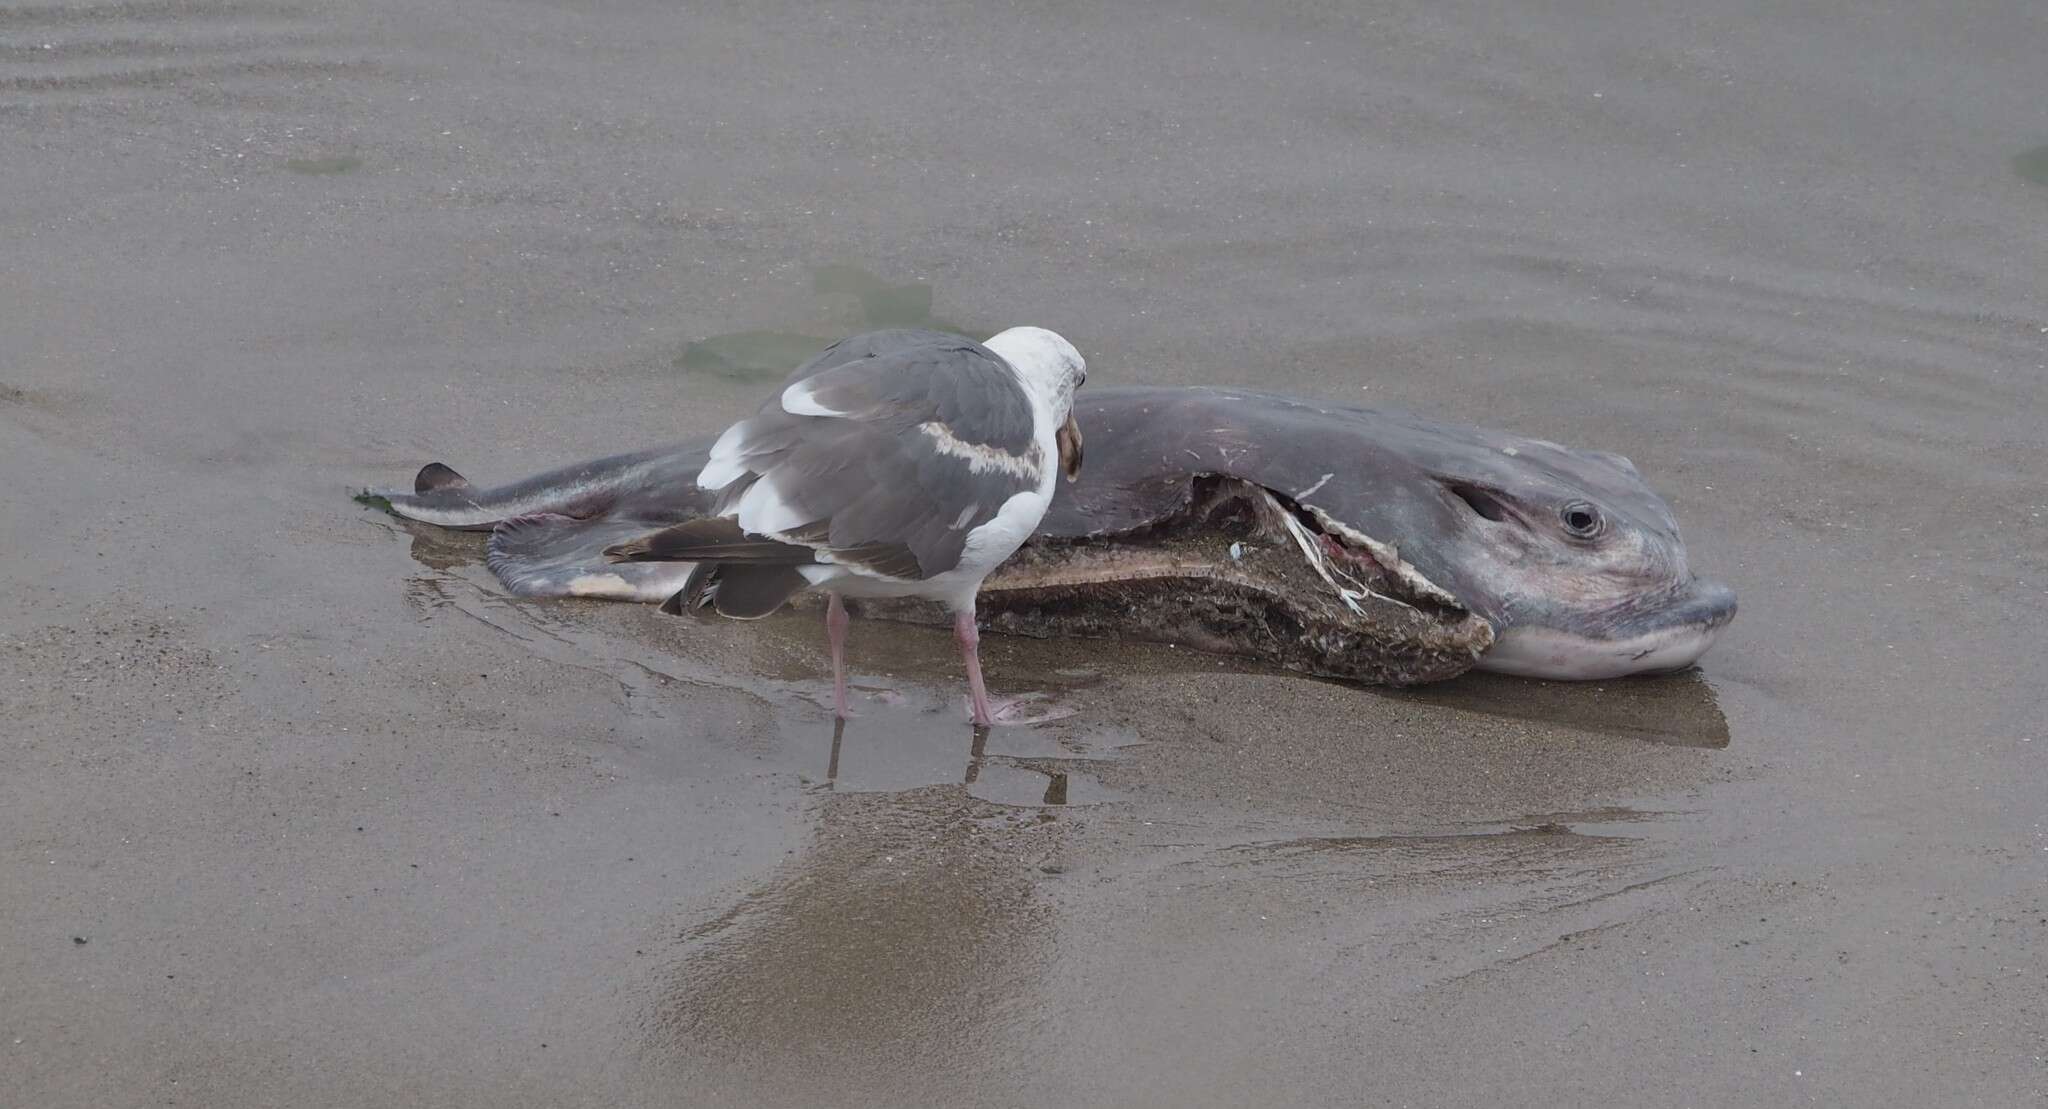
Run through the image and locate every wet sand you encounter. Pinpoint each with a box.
[3,0,2044,1105]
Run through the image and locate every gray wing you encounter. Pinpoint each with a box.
[780,328,968,387]
[685,334,1047,580]
[776,332,1038,451]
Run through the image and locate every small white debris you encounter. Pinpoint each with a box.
[1229,542,1245,561]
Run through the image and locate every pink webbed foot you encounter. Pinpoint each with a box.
[952,608,1078,726]
[966,693,1080,727]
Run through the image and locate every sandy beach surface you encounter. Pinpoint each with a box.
[3,1,2043,1105]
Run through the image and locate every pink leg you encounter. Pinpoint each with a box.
[954,608,995,727]
[827,592,851,719]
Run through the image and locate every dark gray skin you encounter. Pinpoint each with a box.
[369,386,1735,685]
[1029,387,1737,680]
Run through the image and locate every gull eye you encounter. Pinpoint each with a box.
[1560,501,1603,538]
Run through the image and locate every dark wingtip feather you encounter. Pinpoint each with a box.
[607,517,821,566]
[604,538,653,563]
[606,517,737,563]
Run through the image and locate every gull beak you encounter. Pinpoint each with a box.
[1056,412,1084,483]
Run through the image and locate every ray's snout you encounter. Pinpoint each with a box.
[1673,578,1739,633]
[1626,576,1737,675]
[1477,576,1737,681]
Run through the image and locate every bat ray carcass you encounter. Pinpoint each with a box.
[366,384,1736,686]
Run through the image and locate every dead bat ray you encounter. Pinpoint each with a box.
[366,385,1735,686]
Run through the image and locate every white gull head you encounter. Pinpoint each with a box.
[984,326,1086,409]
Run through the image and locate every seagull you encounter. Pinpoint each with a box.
[605,326,1086,726]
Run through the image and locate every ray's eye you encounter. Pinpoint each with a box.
[1561,501,1603,538]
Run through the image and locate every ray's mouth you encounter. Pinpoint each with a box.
[1609,578,1739,639]
[1479,578,1737,680]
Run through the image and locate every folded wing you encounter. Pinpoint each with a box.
[609,331,1049,592]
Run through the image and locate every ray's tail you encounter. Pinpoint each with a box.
[365,447,683,530]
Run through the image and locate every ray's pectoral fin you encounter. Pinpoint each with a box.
[658,586,697,617]
[664,559,720,616]
[486,514,695,601]
[699,564,809,619]
[414,462,471,494]
[656,560,805,620]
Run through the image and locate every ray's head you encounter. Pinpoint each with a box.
[986,326,1087,408]
[1418,437,1736,679]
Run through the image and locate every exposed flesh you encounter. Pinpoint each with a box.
[845,477,1495,687]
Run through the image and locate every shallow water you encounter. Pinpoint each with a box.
[3,1,2044,1105]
